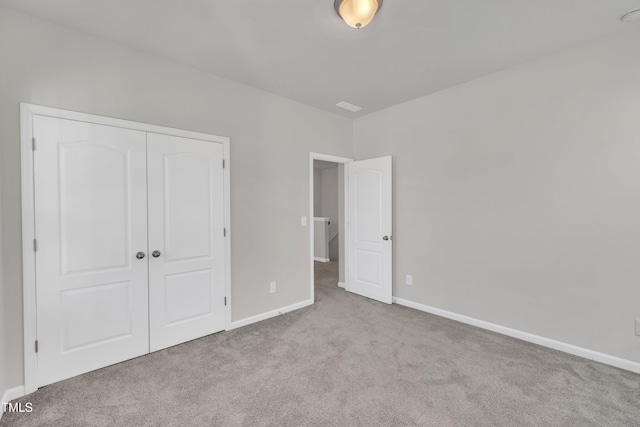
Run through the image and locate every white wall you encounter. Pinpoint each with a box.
[320,167,339,260]
[338,164,345,284]
[0,205,5,399]
[353,29,640,364]
[313,218,329,261]
[0,7,352,390]
[313,169,323,217]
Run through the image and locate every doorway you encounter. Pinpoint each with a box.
[312,159,345,293]
[309,153,351,302]
[309,152,394,306]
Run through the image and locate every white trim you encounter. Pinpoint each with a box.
[314,257,330,263]
[311,153,354,164]
[338,282,346,289]
[1,385,27,421]
[20,104,37,394]
[310,153,352,303]
[2,386,26,403]
[20,103,232,393]
[342,163,350,291]
[21,104,227,143]
[393,297,640,374]
[228,299,314,330]
[223,132,232,332]
[314,217,330,222]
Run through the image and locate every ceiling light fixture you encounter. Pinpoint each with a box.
[334,0,382,29]
[620,8,640,23]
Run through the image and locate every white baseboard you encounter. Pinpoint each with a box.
[393,297,640,374]
[228,299,314,330]
[2,385,25,403]
[337,282,346,289]
[314,257,330,263]
[1,385,26,421]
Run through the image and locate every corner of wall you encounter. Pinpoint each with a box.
[0,169,7,413]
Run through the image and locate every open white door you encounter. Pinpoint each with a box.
[347,156,392,304]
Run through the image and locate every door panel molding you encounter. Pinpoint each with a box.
[21,103,231,393]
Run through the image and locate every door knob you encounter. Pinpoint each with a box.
[382,236,389,241]
[152,250,161,258]
[136,251,146,259]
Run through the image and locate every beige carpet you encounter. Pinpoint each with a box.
[2,260,639,426]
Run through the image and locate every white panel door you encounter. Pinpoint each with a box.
[348,156,392,304]
[147,133,226,352]
[33,115,149,387]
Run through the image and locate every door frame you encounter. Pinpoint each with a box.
[309,152,353,303]
[20,103,232,394]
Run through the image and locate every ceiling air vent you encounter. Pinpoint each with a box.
[336,101,362,113]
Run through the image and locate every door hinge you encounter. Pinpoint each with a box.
[35,340,38,353]
[224,297,227,306]
[32,137,36,151]
[222,159,225,169]
[223,228,227,237]
[33,239,37,252]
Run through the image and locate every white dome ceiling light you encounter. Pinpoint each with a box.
[334,0,383,29]
[619,8,640,23]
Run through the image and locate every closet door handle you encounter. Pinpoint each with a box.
[136,251,146,259]
[152,250,161,258]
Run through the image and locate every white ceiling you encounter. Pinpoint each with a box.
[1,0,639,117]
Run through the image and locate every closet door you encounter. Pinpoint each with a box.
[34,115,150,387]
[147,133,226,351]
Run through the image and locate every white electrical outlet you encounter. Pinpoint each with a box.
[635,318,640,336]
[270,281,277,293]
[301,216,307,227]
[406,274,413,285]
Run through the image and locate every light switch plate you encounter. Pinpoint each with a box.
[406,274,413,285]
[635,318,640,336]
[301,216,307,227]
